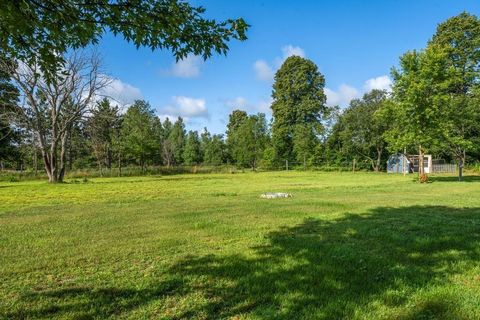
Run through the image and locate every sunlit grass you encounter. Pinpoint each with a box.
[1,172,480,319]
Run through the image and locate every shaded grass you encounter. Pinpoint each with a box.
[1,172,480,319]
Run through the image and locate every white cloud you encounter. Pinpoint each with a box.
[281,45,306,59]
[256,97,273,113]
[159,96,209,119]
[325,75,392,107]
[325,84,360,107]
[363,75,392,92]
[324,88,340,107]
[339,84,360,103]
[99,77,142,107]
[170,54,203,78]
[254,45,306,82]
[253,60,275,81]
[224,96,272,114]
[225,97,249,109]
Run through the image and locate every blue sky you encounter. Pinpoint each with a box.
[96,0,480,134]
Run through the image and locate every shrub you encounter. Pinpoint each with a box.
[419,173,429,183]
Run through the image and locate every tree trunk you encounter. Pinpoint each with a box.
[418,145,425,180]
[98,161,103,177]
[458,149,465,181]
[36,129,58,183]
[57,130,70,183]
[458,157,464,181]
[107,147,112,169]
[33,148,38,176]
[375,148,382,172]
[118,153,122,177]
[369,158,375,172]
[44,154,56,183]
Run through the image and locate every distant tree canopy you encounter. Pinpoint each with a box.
[328,90,391,171]
[271,56,329,163]
[120,100,159,170]
[87,98,121,172]
[2,11,480,179]
[0,0,249,80]
[169,117,186,165]
[183,130,202,165]
[229,110,269,169]
[201,130,226,166]
[226,109,248,163]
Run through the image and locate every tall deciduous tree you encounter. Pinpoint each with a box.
[387,45,453,178]
[293,123,317,169]
[0,51,108,182]
[271,56,328,163]
[429,12,480,180]
[0,0,249,80]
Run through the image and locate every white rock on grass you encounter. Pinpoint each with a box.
[260,192,292,199]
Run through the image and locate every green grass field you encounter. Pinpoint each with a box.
[1,172,480,319]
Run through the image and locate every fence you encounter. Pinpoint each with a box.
[431,159,457,174]
[1,158,463,182]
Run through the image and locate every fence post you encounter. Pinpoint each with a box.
[285,160,288,171]
[352,158,356,173]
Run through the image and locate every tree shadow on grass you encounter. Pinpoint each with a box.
[7,280,183,320]
[6,206,480,319]
[428,175,480,183]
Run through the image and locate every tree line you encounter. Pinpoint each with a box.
[0,0,249,182]
[1,11,480,182]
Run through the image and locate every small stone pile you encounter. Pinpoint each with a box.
[260,192,292,199]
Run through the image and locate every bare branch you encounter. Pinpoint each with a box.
[0,49,108,182]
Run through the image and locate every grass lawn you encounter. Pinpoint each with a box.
[1,171,480,319]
